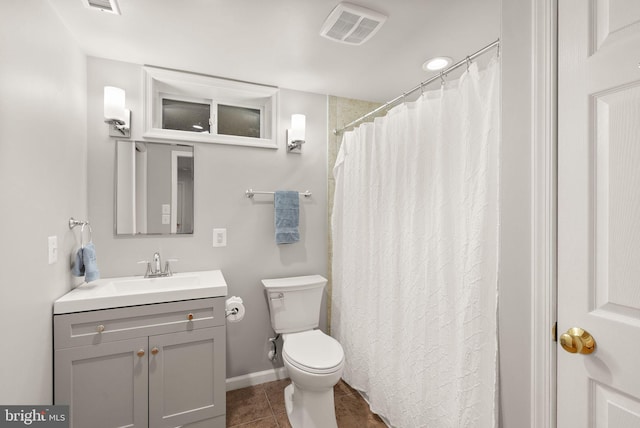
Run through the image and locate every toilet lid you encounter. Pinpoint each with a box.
[283,330,344,374]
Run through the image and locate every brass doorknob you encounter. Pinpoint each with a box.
[151,347,159,355]
[560,327,596,354]
[137,349,145,357]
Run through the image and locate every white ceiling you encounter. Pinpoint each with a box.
[48,0,500,103]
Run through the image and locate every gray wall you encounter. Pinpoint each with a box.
[0,1,87,404]
[86,57,328,377]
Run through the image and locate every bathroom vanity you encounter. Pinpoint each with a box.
[53,270,228,428]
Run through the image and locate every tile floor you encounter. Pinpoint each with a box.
[226,378,387,427]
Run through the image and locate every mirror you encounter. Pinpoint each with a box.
[116,141,194,235]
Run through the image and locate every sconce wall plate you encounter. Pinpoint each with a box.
[287,130,304,153]
[108,109,131,138]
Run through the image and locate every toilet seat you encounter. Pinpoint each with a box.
[283,330,344,374]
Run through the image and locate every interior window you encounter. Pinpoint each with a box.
[144,66,278,149]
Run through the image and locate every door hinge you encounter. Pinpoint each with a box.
[552,321,557,342]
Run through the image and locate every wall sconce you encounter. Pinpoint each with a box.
[104,86,131,138]
[287,114,306,153]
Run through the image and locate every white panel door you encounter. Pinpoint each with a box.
[558,0,640,426]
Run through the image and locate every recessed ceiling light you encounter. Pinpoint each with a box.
[422,57,452,71]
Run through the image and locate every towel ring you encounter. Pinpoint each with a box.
[80,223,93,248]
[69,217,92,248]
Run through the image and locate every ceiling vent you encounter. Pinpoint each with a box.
[82,0,121,15]
[320,2,387,45]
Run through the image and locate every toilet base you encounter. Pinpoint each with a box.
[284,382,338,428]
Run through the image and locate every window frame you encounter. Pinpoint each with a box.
[144,66,278,149]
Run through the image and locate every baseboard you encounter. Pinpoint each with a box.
[225,367,289,391]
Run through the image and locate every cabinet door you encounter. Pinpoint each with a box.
[54,337,148,428]
[148,327,225,428]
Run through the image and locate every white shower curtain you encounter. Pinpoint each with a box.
[331,58,500,428]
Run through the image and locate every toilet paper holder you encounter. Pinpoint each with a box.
[225,296,245,323]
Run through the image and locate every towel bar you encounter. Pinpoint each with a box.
[245,189,312,198]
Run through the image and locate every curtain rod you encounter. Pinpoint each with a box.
[333,39,500,135]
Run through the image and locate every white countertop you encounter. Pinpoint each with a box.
[54,270,228,314]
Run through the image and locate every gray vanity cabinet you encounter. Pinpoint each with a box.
[54,298,226,428]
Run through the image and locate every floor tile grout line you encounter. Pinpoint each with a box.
[264,389,276,417]
[265,386,284,427]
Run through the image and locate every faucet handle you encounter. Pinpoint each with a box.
[164,259,178,276]
[137,260,151,277]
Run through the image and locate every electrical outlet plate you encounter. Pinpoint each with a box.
[48,236,58,264]
[213,228,227,247]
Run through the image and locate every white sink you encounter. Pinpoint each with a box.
[54,270,228,314]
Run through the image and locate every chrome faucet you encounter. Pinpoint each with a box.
[153,252,162,274]
[138,252,175,278]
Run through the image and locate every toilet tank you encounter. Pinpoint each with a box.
[262,275,327,334]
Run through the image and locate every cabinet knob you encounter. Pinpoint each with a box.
[96,325,105,333]
[137,349,145,357]
[187,313,194,321]
[151,347,159,355]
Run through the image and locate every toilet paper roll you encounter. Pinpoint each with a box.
[225,296,245,323]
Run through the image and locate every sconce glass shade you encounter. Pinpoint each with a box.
[104,86,126,124]
[290,114,306,141]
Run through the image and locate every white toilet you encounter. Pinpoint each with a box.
[262,275,344,428]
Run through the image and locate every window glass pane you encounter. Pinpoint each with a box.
[162,99,210,133]
[217,104,261,138]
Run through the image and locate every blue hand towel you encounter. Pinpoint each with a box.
[82,242,100,282]
[71,247,85,277]
[274,191,300,244]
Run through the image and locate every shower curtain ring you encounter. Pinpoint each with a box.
[466,56,471,71]
[440,72,446,87]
